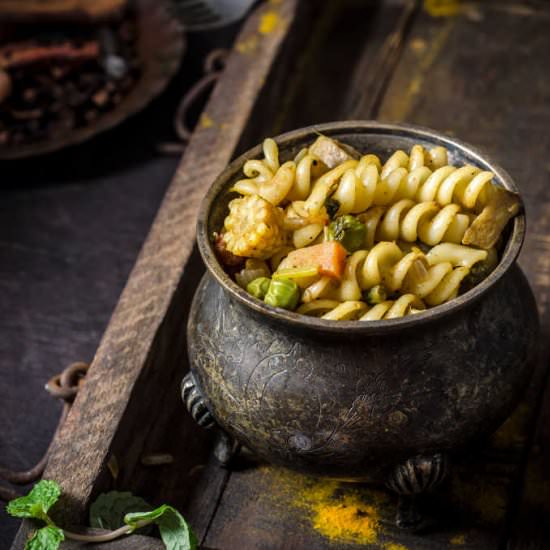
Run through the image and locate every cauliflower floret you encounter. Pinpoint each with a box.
[222,194,287,259]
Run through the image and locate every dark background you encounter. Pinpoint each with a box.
[0,26,238,546]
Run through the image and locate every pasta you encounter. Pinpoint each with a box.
[359,200,474,247]
[296,295,425,321]
[215,135,521,322]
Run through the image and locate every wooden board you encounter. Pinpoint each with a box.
[12,0,550,548]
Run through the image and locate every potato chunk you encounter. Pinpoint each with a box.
[309,136,360,168]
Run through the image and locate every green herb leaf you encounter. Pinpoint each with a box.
[6,480,60,523]
[365,284,388,305]
[89,491,152,531]
[26,526,64,550]
[125,505,198,550]
[327,215,366,252]
[157,507,198,550]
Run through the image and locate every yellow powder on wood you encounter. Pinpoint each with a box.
[199,113,214,129]
[423,0,461,17]
[264,468,392,545]
[384,543,408,550]
[259,11,280,34]
[310,494,379,544]
[293,479,387,545]
[450,533,466,545]
[235,35,258,54]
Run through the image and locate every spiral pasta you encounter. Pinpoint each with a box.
[297,294,425,321]
[299,245,411,303]
[401,260,471,307]
[300,241,478,309]
[359,199,474,247]
[301,145,483,218]
[360,294,426,320]
[426,243,489,268]
[217,134,520,322]
[380,144,449,178]
[233,139,329,207]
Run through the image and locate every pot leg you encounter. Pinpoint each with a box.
[386,453,448,531]
[181,371,239,467]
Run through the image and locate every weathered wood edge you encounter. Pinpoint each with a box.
[11,1,299,547]
[346,0,419,119]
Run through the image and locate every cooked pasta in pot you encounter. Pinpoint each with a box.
[213,136,521,321]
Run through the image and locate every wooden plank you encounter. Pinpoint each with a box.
[246,0,419,139]
[11,1,302,548]
[507,371,550,549]
[205,1,550,549]
[345,0,419,118]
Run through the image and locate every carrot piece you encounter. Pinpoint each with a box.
[282,242,347,280]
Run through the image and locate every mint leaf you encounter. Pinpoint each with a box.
[125,505,197,550]
[124,504,167,527]
[157,507,198,550]
[89,491,152,531]
[26,526,64,550]
[6,480,60,523]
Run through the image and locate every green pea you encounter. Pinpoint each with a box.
[264,278,300,311]
[365,285,388,305]
[247,277,271,300]
[327,214,366,252]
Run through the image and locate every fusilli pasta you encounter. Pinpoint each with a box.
[216,135,520,321]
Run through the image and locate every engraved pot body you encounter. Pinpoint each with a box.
[186,122,539,482]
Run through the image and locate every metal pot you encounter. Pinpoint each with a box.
[182,121,538,527]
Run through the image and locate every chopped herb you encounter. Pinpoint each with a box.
[327,215,366,252]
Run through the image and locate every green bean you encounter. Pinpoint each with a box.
[273,266,320,280]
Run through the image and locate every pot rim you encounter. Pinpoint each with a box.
[196,120,525,334]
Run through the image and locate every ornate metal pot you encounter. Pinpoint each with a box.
[183,122,538,527]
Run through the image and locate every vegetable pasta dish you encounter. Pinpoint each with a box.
[213,135,521,321]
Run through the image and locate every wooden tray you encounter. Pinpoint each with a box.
[13,0,550,548]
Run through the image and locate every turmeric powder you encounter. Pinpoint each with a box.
[290,477,390,544]
[307,491,380,544]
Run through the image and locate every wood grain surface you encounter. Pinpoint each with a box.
[8,0,550,548]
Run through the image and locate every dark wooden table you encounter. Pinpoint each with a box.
[0,26,238,546]
[4,0,550,548]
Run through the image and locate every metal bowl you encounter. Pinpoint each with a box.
[183,121,538,527]
[0,0,184,159]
